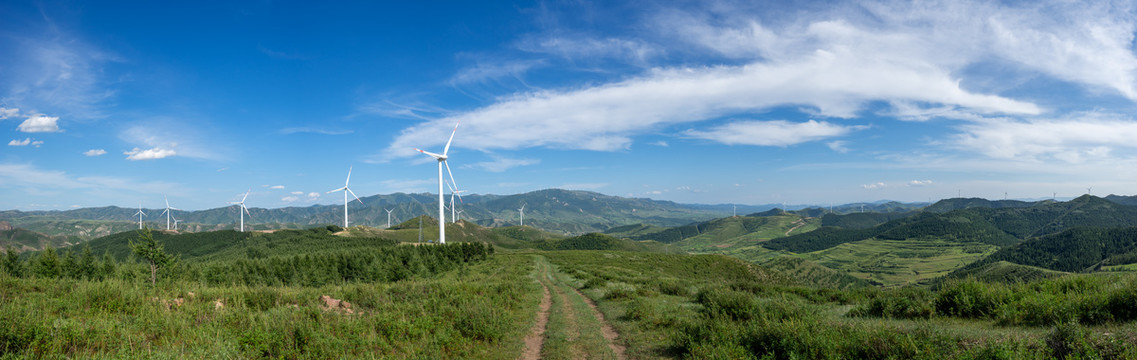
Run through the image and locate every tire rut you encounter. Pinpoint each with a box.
[571,287,627,360]
[520,260,553,360]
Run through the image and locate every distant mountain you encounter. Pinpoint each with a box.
[0,225,78,253]
[764,195,1137,253]
[0,189,734,238]
[923,197,1042,213]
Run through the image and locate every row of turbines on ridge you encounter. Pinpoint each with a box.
[129,121,528,245]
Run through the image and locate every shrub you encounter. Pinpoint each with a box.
[604,283,638,300]
[934,279,1008,318]
[696,288,758,321]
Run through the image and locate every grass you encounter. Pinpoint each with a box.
[675,215,820,254]
[0,254,540,358]
[802,238,998,287]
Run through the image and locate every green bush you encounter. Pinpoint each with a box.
[934,279,1008,318]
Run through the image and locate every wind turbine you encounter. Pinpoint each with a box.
[415,121,460,244]
[160,195,180,230]
[133,203,146,229]
[519,204,526,226]
[448,189,466,224]
[457,209,465,222]
[326,166,364,228]
[173,218,182,231]
[385,208,394,228]
[227,189,251,232]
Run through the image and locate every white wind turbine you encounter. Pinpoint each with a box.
[448,188,466,224]
[133,203,146,229]
[228,189,252,232]
[173,218,182,231]
[326,166,364,228]
[518,204,526,226]
[160,195,180,230]
[385,208,394,228]
[415,121,460,244]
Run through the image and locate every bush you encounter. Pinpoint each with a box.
[603,283,637,300]
[696,288,758,321]
[934,279,1008,318]
[850,290,934,320]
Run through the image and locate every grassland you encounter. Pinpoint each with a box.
[802,238,997,287]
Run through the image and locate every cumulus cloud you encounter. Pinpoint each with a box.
[290,191,304,195]
[281,196,299,203]
[8,138,42,147]
[686,120,862,146]
[268,185,285,189]
[83,149,106,156]
[307,192,320,199]
[124,147,176,161]
[908,180,934,186]
[17,114,61,133]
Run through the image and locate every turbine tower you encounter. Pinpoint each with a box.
[415,121,460,244]
[160,195,180,230]
[519,204,526,226]
[133,203,146,229]
[385,208,394,228]
[228,189,251,232]
[326,166,364,228]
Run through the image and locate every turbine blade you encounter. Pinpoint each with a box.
[242,189,250,202]
[346,165,352,186]
[326,186,347,194]
[347,188,363,204]
[160,208,169,216]
[243,205,251,217]
[416,149,444,159]
[444,160,458,194]
[442,121,459,155]
[165,195,170,208]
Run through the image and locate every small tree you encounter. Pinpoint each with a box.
[130,227,176,285]
[79,245,97,280]
[3,246,22,277]
[33,246,61,278]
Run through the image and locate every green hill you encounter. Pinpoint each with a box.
[959,227,1137,273]
[761,256,875,289]
[945,261,1068,284]
[0,226,79,252]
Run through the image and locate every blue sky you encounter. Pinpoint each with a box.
[4,0,1137,211]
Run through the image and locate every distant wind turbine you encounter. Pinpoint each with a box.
[173,218,182,231]
[227,189,252,232]
[446,182,466,224]
[160,195,180,230]
[415,121,460,244]
[519,204,526,226]
[134,203,146,229]
[1088,187,1093,195]
[326,166,364,228]
[457,209,465,223]
[385,208,394,228]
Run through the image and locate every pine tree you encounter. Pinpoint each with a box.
[33,246,61,279]
[3,246,22,277]
[130,227,177,285]
[60,248,77,278]
[79,245,97,280]
[100,252,117,280]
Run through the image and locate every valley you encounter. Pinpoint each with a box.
[4,192,1137,358]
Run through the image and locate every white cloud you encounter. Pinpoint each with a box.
[120,122,222,161]
[469,156,539,172]
[281,196,300,203]
[290,191,304,195]
[0,108,18,119]
[651,140,669,147]
[953,114,1137,163]
[124,147,176,161]
[269,185,285,189]
[8,138,42,147]
[83,149,106,156]
[307,192,320,199]
[17,114,61,133]
[827,140,850,153]
[686,120,862,146]
[862,182,888,190]
[908,180,934,187]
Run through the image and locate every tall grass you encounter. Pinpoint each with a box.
[0,254,537,358]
